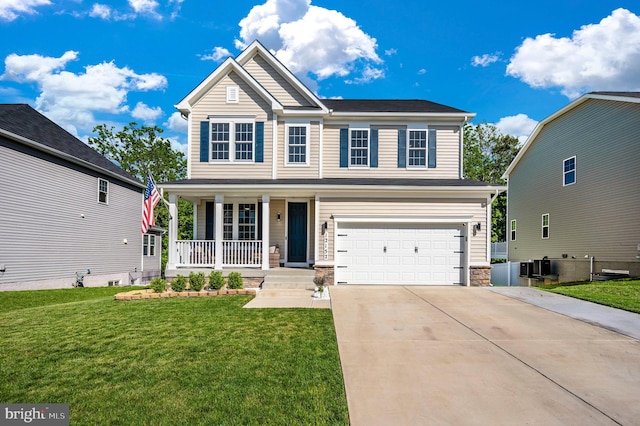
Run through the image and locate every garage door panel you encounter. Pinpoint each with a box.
[336,223,465,285]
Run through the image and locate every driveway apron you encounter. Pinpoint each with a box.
[330,286,640,426]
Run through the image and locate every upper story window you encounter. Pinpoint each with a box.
[226,86,239,103]
[408,130,427,167]
[542,214,550,239]
[510,220,516,241]
[350,128,369,167]
[210,118,254,162]
[563,156,576,186]
[98,178,109,204]
[286,123,309,165]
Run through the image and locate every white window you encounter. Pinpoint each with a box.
[563,156,576,186]
[221,203,257,240]
[223,204,233,240]
[209,118,254,162]
[510,220,516,241]
[98,179,108,204]
[408,129,427,167]
[542,214,549,239]
[143,234,156,256]
[226,86,239,103]
[286,123,309,165]
[350,128,369,167]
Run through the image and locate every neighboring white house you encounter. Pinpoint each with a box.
[503,92,640,284]
[160,40,504,286]
[0,104,162,290]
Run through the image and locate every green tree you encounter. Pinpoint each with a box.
[88,122,192,270]
[463,122,520,243]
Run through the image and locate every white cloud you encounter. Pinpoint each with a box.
[1,51,168,132]
[507,8,640,98]
[132,102,162,122]
[385,48,397,56]
[129,0,159,15]
[0,0,50,22]
[235,0,382,83]
[417,68,426,75]
[200,46,232,62]
[89,4,111,19]
[165,111,188,133]
[495,114,538,145]
[471,53,500,67]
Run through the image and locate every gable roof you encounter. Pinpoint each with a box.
[322,99,469,114]
[0,104,143,187]
[502,92,640,179]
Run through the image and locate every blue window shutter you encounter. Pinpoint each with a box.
[255,122,264,163]
[428,128,437,168]
[339,128,349,168]
[200,121,209,162]
[397,129,406,168]
[370,128,378,168]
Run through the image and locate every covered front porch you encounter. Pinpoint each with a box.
[164,191,317,273]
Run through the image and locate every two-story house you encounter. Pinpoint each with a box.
[0,104,162,290]
[503,92,640,283]
[161,41,504,286]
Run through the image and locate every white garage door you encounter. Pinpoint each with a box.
[335,223,465,285]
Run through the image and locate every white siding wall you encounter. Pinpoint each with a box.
[276,120,321,178]
[0,140,143,287]
[508,99,640,263]
[241,55,313,107]
[317,198,488,263]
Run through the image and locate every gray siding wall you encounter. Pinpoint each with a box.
[0,138,143,287]
[508,99,640,265]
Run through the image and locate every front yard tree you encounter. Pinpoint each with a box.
[463,122,520,242]
[88,122,192,268]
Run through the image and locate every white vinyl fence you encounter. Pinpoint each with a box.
[491,261,523,286]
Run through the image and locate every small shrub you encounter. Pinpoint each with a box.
[313,275,325,287]
[227,272,243,289]
[189,272,206,291]
[170,275,187,292]
[150,277,167,293]
[208,271,225,290]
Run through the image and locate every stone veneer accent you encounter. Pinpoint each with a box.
[115,288,257,300]
[470,266,492,287]
[314,265,335,286]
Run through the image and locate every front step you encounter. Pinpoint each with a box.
[262,268,316,290]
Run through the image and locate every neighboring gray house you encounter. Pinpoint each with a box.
[0,104,162,290]
[503,92,640,284]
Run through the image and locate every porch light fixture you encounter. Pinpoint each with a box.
[277,212,281,222]
[322,221,328,234]
[474,223,481,231]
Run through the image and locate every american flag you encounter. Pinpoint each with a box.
[141,175,161,234]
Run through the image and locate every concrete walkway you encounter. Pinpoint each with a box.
[243,288,331,309]
[330,286,640,426]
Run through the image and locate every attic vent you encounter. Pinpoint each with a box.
[226,86,239,103]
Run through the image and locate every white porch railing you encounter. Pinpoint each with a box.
[175,240,262,267]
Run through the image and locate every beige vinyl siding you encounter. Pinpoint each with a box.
[322,124,460,178]
[189,71,273,179]
[0,140,142,286]
[508,99,640,262]
[242,55,313,107]
[317,198,487,263]
[269,199,286,257]
[276,120,321,178]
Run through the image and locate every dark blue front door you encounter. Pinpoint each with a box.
[287,202,307,263]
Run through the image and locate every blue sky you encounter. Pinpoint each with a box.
[1,0,639,151]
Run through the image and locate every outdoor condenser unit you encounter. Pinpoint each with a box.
[519,262,533,277]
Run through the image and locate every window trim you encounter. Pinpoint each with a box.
[285,122,310,166]
[406,127,428,169]
[208,117,255,163]
[349,127,370,169]
[221,201,258,241]
[98,178,109,204]
[563,156,576,186]
[510,219,516,241]
[143,234,156,256]
[542,214,550,239]
[226,86,239,103]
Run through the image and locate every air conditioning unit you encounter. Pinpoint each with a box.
[532,259,551,276]
[519,262,533,277]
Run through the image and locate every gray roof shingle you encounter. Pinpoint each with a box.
[0,104,140,185]
[321,99,469,114]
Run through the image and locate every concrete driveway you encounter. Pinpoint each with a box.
[330,286,640,426]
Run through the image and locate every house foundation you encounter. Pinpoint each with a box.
[470,266,492,287]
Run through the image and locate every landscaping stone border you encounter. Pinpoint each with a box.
[114,288,258,301]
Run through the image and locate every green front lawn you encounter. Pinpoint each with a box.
[540,279,640,314]
[0,288,349,425]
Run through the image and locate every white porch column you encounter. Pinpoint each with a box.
[214,195,223,270]
[262,195,270,270]
[167,194,178,270]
